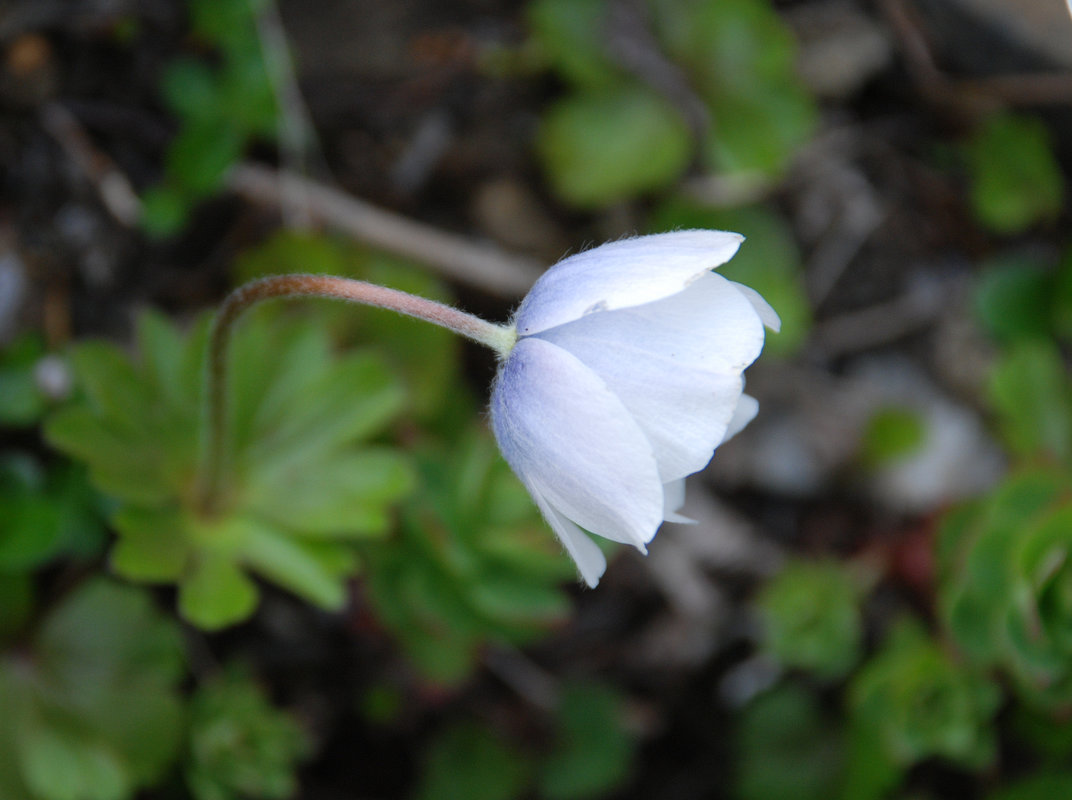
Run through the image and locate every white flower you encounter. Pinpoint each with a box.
[489,230,780,587]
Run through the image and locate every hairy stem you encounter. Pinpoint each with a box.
[196,273,515,515]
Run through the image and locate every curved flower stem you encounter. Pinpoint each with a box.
[196,273,515,516]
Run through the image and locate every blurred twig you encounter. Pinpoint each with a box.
[880,0,1072,114]
[253,0,317,227]
[227,163,543,297]
[39,103,141,226]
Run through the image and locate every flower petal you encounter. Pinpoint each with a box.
[730,282,782,332]
[528,486,607,587]
[490,337,663,551]
[724,393,759,443]
[534,272,764,480]
[514,230,744,336]
[663,478,695,524]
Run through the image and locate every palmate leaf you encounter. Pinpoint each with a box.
[0,579,185,800]
[46,309,414,629]
[362,425,575,684]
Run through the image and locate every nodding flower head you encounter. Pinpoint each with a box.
[489,230,780,587]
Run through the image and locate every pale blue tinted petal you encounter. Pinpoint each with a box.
[528,486,607,587]
[730,282,782,332]
[663,479,695,524]
[490,337,663,551]
[724,393,759,443]
[515,230,744,336]
[534,272,764,480]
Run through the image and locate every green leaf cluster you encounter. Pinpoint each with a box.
[414,680,634,800]
[143,0,279,235]
[756,559,863,680]
[186,668,310,800]
[0,579,186,800]
[965,112,1064,236]
[45,309,414,629]
[528,0,816,207]
[362,426,575,684]
[848,622,999,774]
[938,468,1072,709]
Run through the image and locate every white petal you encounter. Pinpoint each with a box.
[534,272,764,480]
[723,393,759,443]
[731,281,781,332]
[490,337,664,551]
[515,230,744,336]
[529,487,607,587]
[663,478,695,524]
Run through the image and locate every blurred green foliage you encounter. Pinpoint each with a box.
[0,453,107,574]
[414,680,633,800]
[860,407,927,467]
[0,580,186,800]
[965,112,1064,236]
[747,230,1072,800]
[757,560,863,680]
[186,668,309,800]
[849,621,999,774]
[362,426,575,684]
[231,231,463,425]
[528,0,816,207]
[45,309,414,629]
[538,681,634,800]
[734,683,845,800]
[938,468,1072,709]
[0,334,52,426]
[414,723,532,800]
[142,0,278,235]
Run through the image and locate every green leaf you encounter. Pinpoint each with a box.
[757,560,862,680]
[0,579,185,800]
[165,117,244,195]
[975,255,1055,342]
[415,723,531,800]
[734,683,844,800]
[0,334,48,426]
[860,407,926,467]
[988,341,1072,463]
[966,112,1064,235]
[0,455,107,571]
[160,58,221,123]
[140,184,192,238]
[179,554,260,630]
[651,0,817,177]
[537,86,693,207]
[526,0,621,88]
[704,83,817,175]
[938,468,1067,666]
[539,682,633,800]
